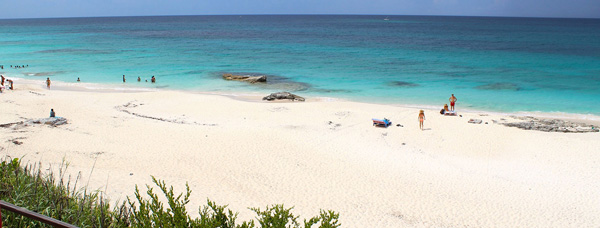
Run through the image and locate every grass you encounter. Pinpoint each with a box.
[0,157,340,227]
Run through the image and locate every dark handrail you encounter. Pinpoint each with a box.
[0,200,79,228]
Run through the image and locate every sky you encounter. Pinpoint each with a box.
[0,0,598,19]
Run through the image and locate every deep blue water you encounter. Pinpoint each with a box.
[1,15,599,115]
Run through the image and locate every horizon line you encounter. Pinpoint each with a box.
[1,13,599,21]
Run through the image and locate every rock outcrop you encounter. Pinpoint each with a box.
[0,117,68,129]
[222,73,267,84]
[495,116,599,133]
[30,117,68,126]
[219,72,311,91]
[262,92,305,102]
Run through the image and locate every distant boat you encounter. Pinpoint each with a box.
[384,17,390,21]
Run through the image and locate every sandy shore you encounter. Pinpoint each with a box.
[1,78,600,227]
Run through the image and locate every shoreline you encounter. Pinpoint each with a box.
[6,76,600,126]
[2,77,599,227]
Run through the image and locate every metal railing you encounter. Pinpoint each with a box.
[0,200,79,228]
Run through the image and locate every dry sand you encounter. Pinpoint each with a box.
[1,78,600,227]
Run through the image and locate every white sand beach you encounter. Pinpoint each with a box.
[1,79,600,227]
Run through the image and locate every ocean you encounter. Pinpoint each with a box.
[1,15,599,115]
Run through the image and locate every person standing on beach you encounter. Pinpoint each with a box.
[449,94,457,111]
[50,109,56,118]
[6,79,13,90]
[418,110,426,130]
[123,75,126,83]
[1,75,5,86]
[46,77,51,89]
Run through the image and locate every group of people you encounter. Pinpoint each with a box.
[440,94,457,115]
[44,74,157,89]
[123,75,156,83]
[4,64,29,69]
[418,94,458,130]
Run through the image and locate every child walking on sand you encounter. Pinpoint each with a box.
[418,110,426,130]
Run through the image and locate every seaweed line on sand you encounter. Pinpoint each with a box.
[116,101,217,126]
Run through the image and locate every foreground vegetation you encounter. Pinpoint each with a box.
[0,157,340,227]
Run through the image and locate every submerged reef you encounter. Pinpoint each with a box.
[475,83,520,91]
[389,81,419,87]
[24,71,67,77]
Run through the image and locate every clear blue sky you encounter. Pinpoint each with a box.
[1,0,598,19]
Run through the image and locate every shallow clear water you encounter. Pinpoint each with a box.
[1,15,599,115]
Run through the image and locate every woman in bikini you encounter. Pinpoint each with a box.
[419,110,425,130]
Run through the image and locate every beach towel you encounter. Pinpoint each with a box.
[444,111,457,116]
[468,119,482,124]
[372,118,392,127]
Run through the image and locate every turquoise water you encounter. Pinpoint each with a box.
[1,15,599,115]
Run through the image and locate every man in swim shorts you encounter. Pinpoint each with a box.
[449,94,457,111]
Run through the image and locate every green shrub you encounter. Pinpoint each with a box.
[0,157,130,227]
[197,200,254,228]
[1,157,340,228]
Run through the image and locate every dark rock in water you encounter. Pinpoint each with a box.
[36,48,114,55]
[263,92,305,102]
[475,83,520,91]
[389,81,419,87]
[218,72,311,91]
[24,71,67,77]
[259,75,311,91]
[222,73,267,83]
[310,88,356,93]
[264,82,309,92]
[185,70,203,75]
[500,117,599,133]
